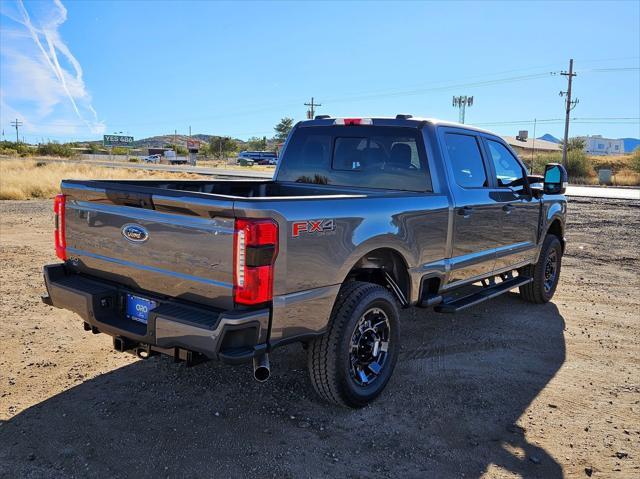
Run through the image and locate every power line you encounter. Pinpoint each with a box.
[11,62,639,132]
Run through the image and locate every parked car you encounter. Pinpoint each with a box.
[142,154,161,164]
[43,115,568,407]
[238,151,278,165]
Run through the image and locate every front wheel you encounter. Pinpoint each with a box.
[519,235,563,303]
[307,281,400,408]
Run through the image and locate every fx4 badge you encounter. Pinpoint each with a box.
[292,219,335,237]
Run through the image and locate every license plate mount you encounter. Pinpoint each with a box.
[125,294,157,324]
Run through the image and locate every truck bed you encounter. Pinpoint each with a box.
[65,179,374,202]
[58,179,380,310]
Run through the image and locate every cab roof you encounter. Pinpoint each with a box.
[297,115,495,135]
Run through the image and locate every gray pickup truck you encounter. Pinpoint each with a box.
[43,115,568,407]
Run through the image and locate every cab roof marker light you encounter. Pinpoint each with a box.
[334,118,373,126]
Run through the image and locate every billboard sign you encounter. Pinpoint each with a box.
[103,135,134,147]
[186,139,201,150]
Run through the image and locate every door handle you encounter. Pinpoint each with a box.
[457,206,474,217]
[502,204,515,213]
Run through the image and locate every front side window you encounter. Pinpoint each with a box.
[486,140,525,187]
[444,133,488,188]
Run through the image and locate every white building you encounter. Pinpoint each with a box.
[577,135,625,156]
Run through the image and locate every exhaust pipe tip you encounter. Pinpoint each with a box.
[253,354,270,382]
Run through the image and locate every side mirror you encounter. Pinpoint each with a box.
[543,163,568,195]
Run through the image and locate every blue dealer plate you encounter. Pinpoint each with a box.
[126,294,157,324]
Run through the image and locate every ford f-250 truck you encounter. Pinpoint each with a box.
[43,115,568,407]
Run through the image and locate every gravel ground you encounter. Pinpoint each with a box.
[0,198,638,478]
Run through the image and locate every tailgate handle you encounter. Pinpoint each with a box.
[105,190,155,209]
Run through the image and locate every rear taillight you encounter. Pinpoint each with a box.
[234,218,278,306]
[54,194,66,261]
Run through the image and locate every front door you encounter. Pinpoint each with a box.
[482,137,541,271]
[441,130,503,286]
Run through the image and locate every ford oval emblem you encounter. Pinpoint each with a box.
[121,224,149,243]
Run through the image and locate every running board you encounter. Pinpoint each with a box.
[434,276,533,313]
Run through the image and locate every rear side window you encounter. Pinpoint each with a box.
[276,126,431,191]
[444,133,488,188]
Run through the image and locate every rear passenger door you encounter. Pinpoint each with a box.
[440,129,503,286]
[482,137,540,271]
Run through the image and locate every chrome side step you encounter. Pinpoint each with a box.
[434,276,533,313]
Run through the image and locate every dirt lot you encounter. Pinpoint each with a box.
[0,198,638,478]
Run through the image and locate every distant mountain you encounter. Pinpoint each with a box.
[621,138,640,153]
[537,134,561,143]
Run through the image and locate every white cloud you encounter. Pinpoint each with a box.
[0,0,104,140]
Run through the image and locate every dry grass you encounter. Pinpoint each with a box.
[612,169,640,186]
[0,158,207,200]
[197,158,275,172]
[588,153,635,172]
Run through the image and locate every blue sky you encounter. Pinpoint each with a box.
[1,0,639,143]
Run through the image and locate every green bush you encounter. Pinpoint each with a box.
[36,141,74,157]
[520,149,592,180]
[111,146,129,155]
[565,149,592,178]
[0,141,35,156]
[128,157,139,163]
[0,147,18,156]
[631,147,640,173]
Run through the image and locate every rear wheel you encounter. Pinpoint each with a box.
[519,235,562,303]
[307,281,400,408]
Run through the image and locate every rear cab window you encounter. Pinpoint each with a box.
[276,126,432,192]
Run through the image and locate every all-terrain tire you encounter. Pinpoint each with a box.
[519,234,563,304]
[307,281,400,408]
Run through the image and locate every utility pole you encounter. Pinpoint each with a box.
[560,59,578,168]
[452,96,473,124]
[304,97,322,119]
[10,118,23,143]
[531,118,537,173]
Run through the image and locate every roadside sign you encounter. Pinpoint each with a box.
[103,134,134,147]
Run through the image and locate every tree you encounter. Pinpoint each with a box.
[560,137,586,151]
[209,136,238,160]
[631,147,640,173]
[198,142,211,158]
[247,136,268,151]
[163,143,188,155]
[273,117,294,143]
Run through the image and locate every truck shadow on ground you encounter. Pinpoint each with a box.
[0,294,565,478]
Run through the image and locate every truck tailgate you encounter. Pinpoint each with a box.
[61,182,236,309]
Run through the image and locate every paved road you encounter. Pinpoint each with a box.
[565,185,640,200]
[44,157,274,179]
[42,158,640,199]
